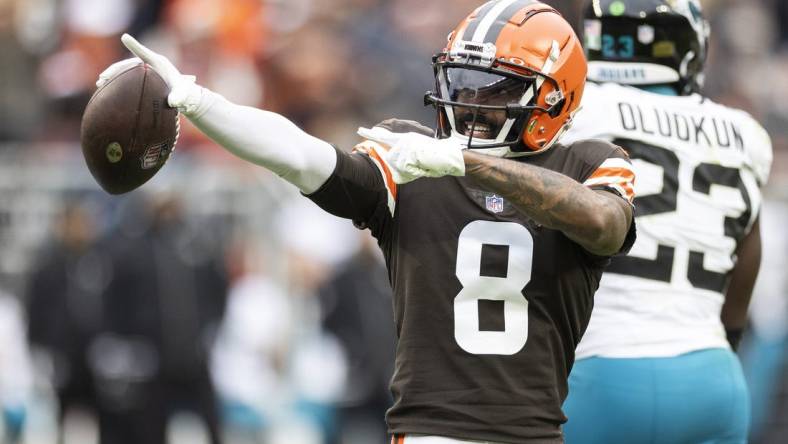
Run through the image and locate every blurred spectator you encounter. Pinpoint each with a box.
[213,208,354,444]
[778,0,788,47]
[318,234,395,444]
[0,287,33,443]
[0,0,48,141]
[741,197,788,444]
[37,0,135,142]
[271,200,359,444]
[211,238,294,442]
[92,194,228,444]
[26,200,105,443]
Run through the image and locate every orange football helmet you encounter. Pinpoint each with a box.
[425,0,587,156]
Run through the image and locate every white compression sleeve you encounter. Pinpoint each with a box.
[183,88,337,194]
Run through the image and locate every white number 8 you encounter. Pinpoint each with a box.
[454,220,533,355]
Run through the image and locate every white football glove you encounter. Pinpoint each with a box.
[353,139,423,184]
[356,127,466,184]
[95,33,204,116]
[96,57,143,88]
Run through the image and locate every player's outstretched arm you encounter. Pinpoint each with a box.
[721,217,762,350]
[462,150,633,257]
[117,34,336,194]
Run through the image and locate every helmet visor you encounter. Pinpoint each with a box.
[442,68,533,141]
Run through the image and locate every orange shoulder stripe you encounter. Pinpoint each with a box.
[367,148,398,201]
[586,166,635,181]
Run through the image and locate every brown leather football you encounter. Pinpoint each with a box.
[81,63,178,194]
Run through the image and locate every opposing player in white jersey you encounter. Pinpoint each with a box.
[561,1,772,443]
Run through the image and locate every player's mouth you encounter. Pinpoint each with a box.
[463,121,496,139]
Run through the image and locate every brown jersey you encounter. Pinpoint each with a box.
[306,120,636,443]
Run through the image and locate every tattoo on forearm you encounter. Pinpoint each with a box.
[463,151,628,254]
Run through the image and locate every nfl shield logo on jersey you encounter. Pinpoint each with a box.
[485,194,504,213]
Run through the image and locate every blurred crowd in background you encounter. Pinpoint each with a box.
[0,0,786,443]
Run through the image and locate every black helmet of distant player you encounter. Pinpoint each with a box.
[582,0,710,95]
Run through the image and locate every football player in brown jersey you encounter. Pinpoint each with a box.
[102,1,636,443]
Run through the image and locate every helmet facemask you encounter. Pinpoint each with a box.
[440,67,534,148]
[424,41,565,156]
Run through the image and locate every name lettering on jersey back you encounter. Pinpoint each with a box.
[617,102,744,151]
[597,67,647,81]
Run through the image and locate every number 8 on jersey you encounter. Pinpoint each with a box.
[454,220,534,355]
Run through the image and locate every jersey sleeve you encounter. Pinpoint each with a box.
[743,116,773,187]
[305,118,433,238]
[568,139,637,205]
[737,114,773,235]
[566,139,637,255]
[586,147,637,255]
[304,147,394,240]
[582,154,636,204]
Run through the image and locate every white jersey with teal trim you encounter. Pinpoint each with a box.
[562,82,773,359]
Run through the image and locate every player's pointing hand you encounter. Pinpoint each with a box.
[120,33,202,116]
[121,34,183,88]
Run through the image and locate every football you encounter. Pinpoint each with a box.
[80,63,178,194]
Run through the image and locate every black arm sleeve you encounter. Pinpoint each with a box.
[304,147,392,238]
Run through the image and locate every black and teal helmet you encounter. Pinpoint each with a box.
[582,0,710,95]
